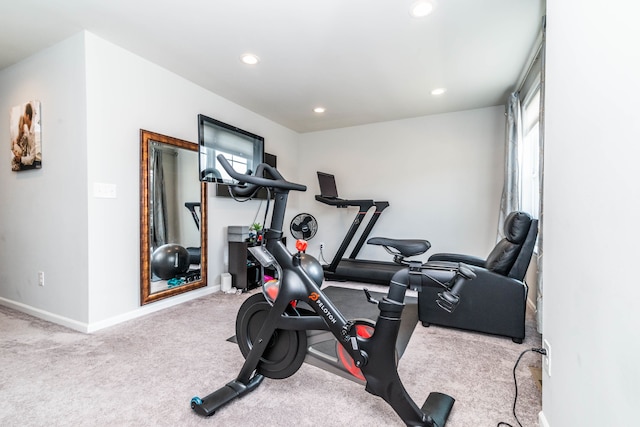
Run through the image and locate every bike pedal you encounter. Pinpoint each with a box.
[421,392,455,427]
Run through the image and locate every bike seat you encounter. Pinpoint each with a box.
[367,237,431,258]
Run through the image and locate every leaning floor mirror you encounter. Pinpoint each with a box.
[140,129,208,305]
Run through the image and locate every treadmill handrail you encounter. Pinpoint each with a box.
[316,195,390,272]
[348,201,390,259]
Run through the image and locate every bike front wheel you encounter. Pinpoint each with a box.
[235,293,308,379]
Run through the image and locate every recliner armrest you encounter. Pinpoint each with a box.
[428,253,485,267]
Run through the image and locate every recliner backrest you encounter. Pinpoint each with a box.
[484,212,538,280]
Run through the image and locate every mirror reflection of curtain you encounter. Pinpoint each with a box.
[206,147,216,172]
[151,146,167,249]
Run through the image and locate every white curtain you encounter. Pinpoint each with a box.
[498,91,522,239]
[535,23,546,334]
[499,18,546,333]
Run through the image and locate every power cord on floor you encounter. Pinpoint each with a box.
[497,347,546,427]
[319,246,329,264]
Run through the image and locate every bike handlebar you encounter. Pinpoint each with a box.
[217,154,307,196]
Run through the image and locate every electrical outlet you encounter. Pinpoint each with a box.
[542,339,551,377]
[319,242,325,250]
[38,271,45,287]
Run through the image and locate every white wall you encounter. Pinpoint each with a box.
[9,7,640,423]
[0,32,506,335]
[83,32,301,325]
[541,1,640,425]
[299,106,505,263]
[0,33,90,324]
[79,30,505,327]
[0,31,301,330]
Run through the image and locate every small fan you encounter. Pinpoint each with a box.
[290,213,318,240]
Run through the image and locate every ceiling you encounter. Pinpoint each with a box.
[0,0,544,133]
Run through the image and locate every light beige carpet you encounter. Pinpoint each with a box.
[0,283,541,426]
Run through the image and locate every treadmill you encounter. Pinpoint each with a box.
[315,172,404,285]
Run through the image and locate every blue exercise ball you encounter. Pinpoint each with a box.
[151,243,190,280]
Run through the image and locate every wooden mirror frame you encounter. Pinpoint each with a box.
[140,129,207,305]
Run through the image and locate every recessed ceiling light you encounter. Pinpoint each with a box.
[240,53,260,65]
[431,88,447,96]
[313,107,326,113]
[410,0,436,18]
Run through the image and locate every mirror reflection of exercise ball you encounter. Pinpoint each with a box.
[151,244,190,280]
[299,253,324,286]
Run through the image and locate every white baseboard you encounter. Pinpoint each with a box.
[86,285,220,332]
[0,297,88,332]
[539,410,550,427]
[0,285,220,334]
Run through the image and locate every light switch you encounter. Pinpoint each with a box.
[93,182,117,198]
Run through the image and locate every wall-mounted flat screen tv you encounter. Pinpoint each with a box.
[198,114,264,183]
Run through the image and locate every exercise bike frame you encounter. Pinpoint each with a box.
[191,156,467,426]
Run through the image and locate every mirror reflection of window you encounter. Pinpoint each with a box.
[216,151,249,180]
[198,114,264,183]
[201,147,252,183]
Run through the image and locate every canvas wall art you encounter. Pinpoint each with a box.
[10,100,42,171]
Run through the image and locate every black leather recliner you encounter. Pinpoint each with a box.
[418,211,538,343]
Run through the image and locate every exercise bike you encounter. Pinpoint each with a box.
[191,155,476,426]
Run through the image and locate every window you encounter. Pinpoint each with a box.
[519,75,541,220]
